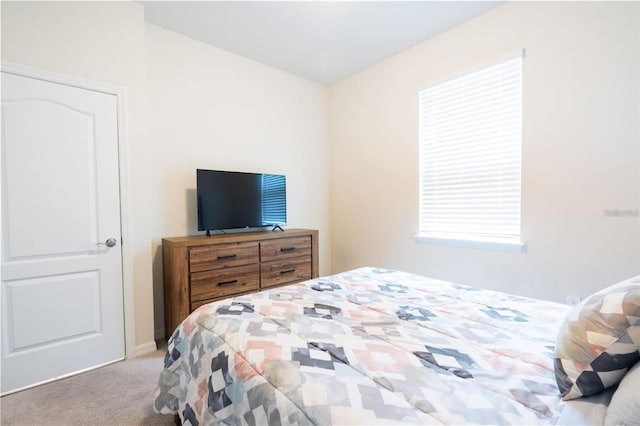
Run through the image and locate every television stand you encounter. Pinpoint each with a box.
[205,230,228,237]
[272,225,284,232]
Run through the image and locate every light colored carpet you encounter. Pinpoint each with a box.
[0,342,176,426]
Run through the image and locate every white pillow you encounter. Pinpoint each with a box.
[604,361,640,426]
[555,388,613,425]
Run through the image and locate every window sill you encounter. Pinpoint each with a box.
[414,235,526,253]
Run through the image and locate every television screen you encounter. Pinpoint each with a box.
[197,169,286,231]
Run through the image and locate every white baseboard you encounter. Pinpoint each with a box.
[135,340,158,357]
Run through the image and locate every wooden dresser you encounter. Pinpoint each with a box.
[162,228,318,338]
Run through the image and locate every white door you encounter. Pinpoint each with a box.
[1,71,125,393]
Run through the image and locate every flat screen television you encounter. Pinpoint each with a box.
[197,169,286,233]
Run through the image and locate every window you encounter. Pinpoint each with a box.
[417,53,524,251]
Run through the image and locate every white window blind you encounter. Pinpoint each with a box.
[418,54,523,247]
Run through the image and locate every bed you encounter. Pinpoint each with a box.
[154,267,640,425]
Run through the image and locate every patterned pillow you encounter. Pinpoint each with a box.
[554,276,640,400]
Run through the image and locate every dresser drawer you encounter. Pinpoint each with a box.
[190,264,259,302]
[260,236,311,262]
[190,242,259,272]
[261,257,311,289]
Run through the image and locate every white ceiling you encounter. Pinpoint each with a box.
[141,1,502,85]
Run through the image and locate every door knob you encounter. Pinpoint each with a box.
[97,238,118,247]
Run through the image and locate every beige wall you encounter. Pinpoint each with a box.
[145,24,330,338]
[329,1,640,302]
[1,1,331,345]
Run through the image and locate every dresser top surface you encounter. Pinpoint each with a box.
[162,228,317,248]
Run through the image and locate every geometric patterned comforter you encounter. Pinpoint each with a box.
[154,267,571,425]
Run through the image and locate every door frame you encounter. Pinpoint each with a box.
[0,61,137,359]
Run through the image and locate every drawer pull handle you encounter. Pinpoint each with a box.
[218,279,239,286]
[280,247,296,252]
[217,254,238,260]
[280,269,296,274]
